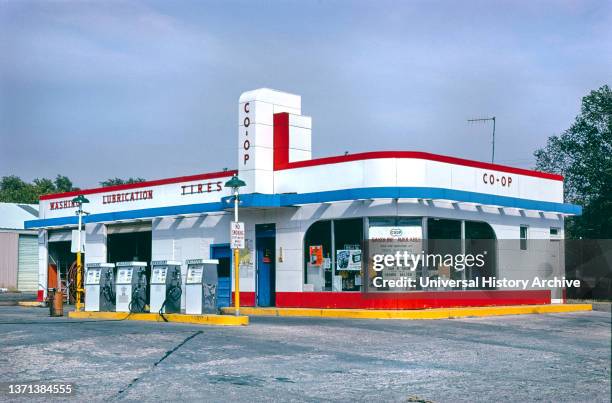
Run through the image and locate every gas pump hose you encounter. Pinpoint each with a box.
[101,283,115,306]
[159,282,182,322]
[128,283,147,314]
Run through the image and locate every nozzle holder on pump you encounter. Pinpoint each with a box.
[185,259,219,315]
[150,260,182,315]
[84,263,116,312]
[115,261,148,313]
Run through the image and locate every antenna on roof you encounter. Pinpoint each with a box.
[467,116,496,163]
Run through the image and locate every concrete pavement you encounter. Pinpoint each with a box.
[0,306,610,402]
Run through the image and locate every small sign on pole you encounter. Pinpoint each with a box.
[230,222,245,249]
[70,230,85,253]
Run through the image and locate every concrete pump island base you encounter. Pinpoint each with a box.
[68,310,249,326]
[222,303,592,320]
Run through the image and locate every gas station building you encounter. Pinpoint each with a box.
[25,88,582,310]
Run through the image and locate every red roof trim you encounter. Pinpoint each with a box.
[273,113,290,170]
[40,170,238,201]
[274,151,563,181]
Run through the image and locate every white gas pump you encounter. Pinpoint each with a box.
[115,261,148,313]
[150,260,182,314]
[84,263,115,312]
[185,259,219,315]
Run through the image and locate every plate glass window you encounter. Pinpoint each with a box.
[520,226,528,250]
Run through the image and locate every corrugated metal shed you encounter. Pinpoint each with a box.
[0,203,39,290]
[17,235,38,291]
[0,232,18,289]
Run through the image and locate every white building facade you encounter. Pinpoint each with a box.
[26,89,580,309]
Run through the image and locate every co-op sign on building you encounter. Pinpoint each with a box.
[26,88,581,309]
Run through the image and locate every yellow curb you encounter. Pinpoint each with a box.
[18,301,44,307]
[220,304,592,320]
[68,310,248,326]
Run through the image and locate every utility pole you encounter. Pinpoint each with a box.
[468,116,496,163]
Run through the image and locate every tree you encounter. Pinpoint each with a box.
[54,175,75,193]
[33,178,56,196]
[0,174,147,203]
[0,176,37,203]
[534,85,612,238]
[0,175,79,204]
[100,177,146,187]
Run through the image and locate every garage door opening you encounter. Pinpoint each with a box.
[106,223,152,302]
[106,223,152,263]
[48,232,77,302]
[107,232,152,263]
[17,234,38,292]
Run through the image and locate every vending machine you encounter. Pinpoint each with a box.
[185,259,219,315]
[115,261,148,313]
[84,263,115,312]
[149,260,182,314]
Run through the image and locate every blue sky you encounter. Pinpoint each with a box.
[1,0,610,188]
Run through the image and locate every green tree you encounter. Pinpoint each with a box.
[534,85,612,238]
[0,174,79,204]
[0,175,37,203]
[33,178,56,196]
[54,175,76,192]
[100,177,146,187]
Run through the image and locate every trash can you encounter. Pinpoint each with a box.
[48,288,64,317]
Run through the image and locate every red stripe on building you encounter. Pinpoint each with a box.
[272,136,562,181]
[273,113,290,170]
[40,170,238,201]
[275,290,550,309]
[232,291,256,307]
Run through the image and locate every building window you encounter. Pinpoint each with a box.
[303,221,332,290]
[303,216,498,292]
[550,227,560,239]
[303,218,363,291]
[334,219,364,291]
[369,217,423,290]
[520,225,528,250]
[426,218,462,289]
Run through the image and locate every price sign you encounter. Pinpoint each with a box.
[230,222,245,249]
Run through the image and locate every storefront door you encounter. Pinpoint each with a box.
[256,224,276,307]
[211,244,231,308]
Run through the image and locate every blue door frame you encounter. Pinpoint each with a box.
[256,224,276,307]
[210,243,231,308]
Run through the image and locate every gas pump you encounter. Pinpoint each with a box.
[185,259,219,314]
[115,261,148,313]
[84,263,115,312]
[150,260,182,314]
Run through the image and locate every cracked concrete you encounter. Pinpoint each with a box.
[0,306,610,402]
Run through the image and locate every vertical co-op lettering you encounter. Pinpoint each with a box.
[243,102,250,165]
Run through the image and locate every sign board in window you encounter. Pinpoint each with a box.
[368,226,422,240]
[239,239,254,278]
[336,249,362,271]
[309,245,323,266]
[368,222,423,289]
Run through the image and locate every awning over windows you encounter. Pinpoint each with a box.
[25,187,581,229]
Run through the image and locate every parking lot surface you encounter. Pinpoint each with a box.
[0,306,610,402]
